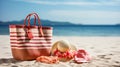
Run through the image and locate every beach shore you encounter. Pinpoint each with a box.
[0,35,120,67]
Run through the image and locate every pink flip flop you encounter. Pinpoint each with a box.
[74,49,91,63]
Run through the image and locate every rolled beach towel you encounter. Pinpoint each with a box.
[36,56,59,64]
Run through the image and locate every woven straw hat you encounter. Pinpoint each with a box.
[51,40,77,54]
[50,40,77,61]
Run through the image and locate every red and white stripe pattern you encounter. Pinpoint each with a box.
[9,25,53,49]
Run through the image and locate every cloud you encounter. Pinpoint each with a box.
[45,10,120,24]
[49,10,120,18]
[16,0,120,6]
[13,0,120,24]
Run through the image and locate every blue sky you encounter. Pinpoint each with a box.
[0,0,120,25]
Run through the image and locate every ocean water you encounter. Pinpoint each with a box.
[53,25,120,36]
[0,25,120,36]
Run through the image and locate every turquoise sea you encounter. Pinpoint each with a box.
[0,25,120,36]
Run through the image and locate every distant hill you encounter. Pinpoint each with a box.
[1,19,119,26]
[0,19,77,26]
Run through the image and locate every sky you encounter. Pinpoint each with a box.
[0,0,120,25]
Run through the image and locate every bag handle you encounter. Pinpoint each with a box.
[24,13,41,26]
[27,14,37,26]
[24,13,44,39]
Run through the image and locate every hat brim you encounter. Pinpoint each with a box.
[70,44,77,51]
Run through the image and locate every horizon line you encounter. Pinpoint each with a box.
[0,19,120,25]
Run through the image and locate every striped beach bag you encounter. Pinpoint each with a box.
[9,13,52,60]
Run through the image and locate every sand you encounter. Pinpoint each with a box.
[0,35,120,67]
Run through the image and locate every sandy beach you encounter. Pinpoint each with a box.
[0,35,120,67]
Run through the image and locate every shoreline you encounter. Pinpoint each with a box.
[1,34,120,37]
